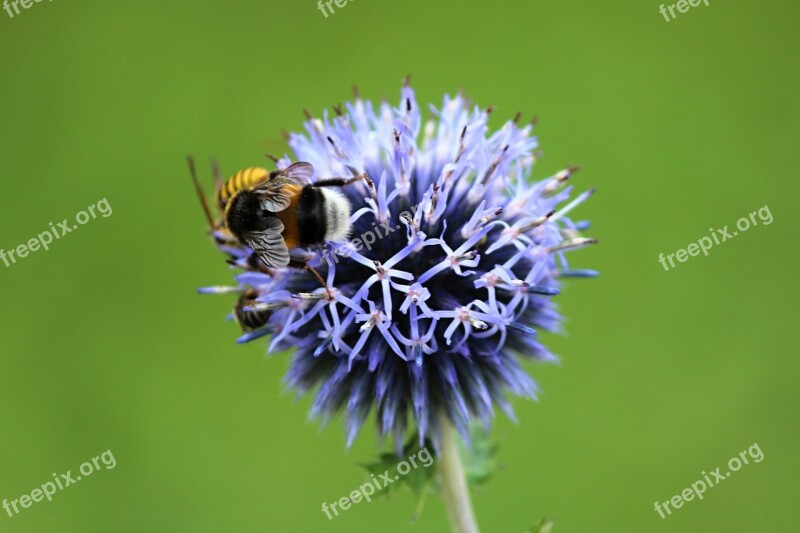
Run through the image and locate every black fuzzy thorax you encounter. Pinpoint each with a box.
[226,191,275,238]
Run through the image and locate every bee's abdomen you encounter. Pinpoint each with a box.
[217,167,269,209]
[297,186,326,245]
[235,307,271,331]
[234,290,272,331]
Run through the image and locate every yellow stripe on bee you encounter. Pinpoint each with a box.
[275,184,303,248]
[216,167,269,209]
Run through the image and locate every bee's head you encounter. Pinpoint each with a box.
[225,191,272,237]
[235,288,259,313]
[234,288,271,332]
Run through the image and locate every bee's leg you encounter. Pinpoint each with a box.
[312,172,373,189]
[287,256,309,269]
[303,263,326,286]
[284,256,329,296]
[304,264,333,299]
[314,173,376,206]
[240,251,330,297]
[239,254,276,276]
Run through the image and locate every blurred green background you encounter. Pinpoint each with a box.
[1,0,798,531]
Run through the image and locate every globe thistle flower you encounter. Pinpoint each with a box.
[199,82,597,453]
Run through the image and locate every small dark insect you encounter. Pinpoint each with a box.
[233,288,271,332]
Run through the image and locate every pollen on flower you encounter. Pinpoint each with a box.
[199,83,598,451]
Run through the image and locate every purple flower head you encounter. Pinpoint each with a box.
[200,83,597,451]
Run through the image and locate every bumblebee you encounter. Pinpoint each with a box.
[189,157,366,269]
[216,166,269,211]
[233,288,272,332]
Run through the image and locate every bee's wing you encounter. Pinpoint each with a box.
[252,162,312,212]
[278,162,314,184]
[252,178,294,212]
[243,218,290,268]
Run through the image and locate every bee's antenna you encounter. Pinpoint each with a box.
[211,158,222,192]
[187,155,215,230]
[265,153,280,163]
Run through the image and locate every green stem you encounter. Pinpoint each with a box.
[438,416,479,533]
